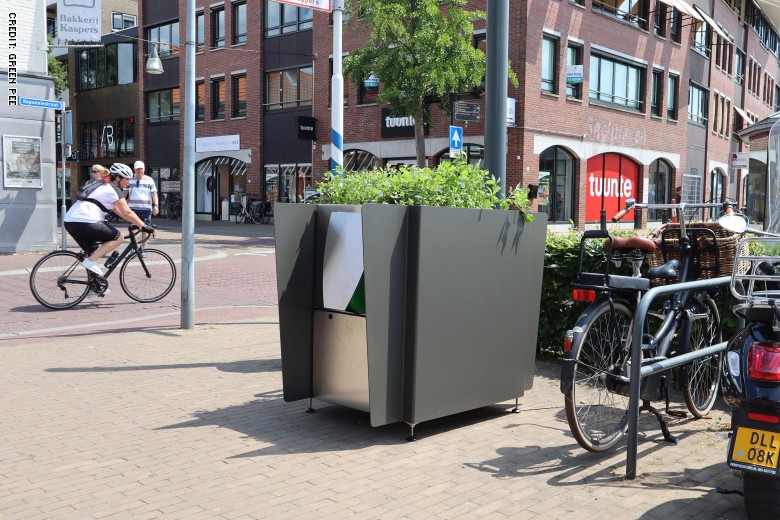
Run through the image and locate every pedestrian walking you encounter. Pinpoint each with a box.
[124,160,159,247]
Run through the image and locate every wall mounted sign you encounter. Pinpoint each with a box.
[56,0,102,45]
[381,108,429,138]
[585,154,638,222]
[274,0,331,12]
[731,152,749,169]
[298,116,316,140]
[196,134,240,153]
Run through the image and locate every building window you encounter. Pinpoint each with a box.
[566,44,582,99]
[344,150,381,171]
[112,12,136,31]
[196,81,205,122]
[692,20,710,57]
[710,169,725,204]
[77,43,138,91]
[233,2,247,44]
[146,22,179,58]
[735,49,745,85]
[541,36,558,94]
[212,7,225,48]
[589,53,644,111]
[358,80,379,105]
[651,69,663,117]
[80,118,135,160]
[265,67,313,110]
[667,74,678,120]
[47,17,56,38]
[196,12,204,51]
[148,88,181,124]
[593,0,648,30]
[688,83,708,125]
[669,7,681,43]
[265,0,313,37]
[539,146,575,223]
[653,3,666,37]
[648,159,672,220]
[232,75,247,117]
[212,79,225,119]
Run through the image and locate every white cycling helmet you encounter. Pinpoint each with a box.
[109,163,133,179]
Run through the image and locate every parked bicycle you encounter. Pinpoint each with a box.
[29,225,177,309]
[561,199,740,452]
[235,194,272,224]
[166,197,182,220]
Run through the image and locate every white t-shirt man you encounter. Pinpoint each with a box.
[64,183,123,223]
[125,175,158,211]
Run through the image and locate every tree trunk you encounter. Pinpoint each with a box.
[414,99,426,167]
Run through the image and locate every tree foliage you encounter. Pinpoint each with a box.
[343,0,487,167]
[47,36,68,95]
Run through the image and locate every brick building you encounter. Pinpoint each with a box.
[137,0,780,228]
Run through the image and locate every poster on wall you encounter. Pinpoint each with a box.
[3,136,43,189]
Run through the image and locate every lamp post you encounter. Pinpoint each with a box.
[144,1,196,329]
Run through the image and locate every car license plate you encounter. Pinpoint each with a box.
[730,427,780,473]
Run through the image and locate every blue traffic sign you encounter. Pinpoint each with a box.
[449,125,463,158]
[19,97,63,110]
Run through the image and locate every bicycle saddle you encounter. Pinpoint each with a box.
[647,259,680,280]
[603,236,657,252]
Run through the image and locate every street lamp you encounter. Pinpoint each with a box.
[143,3,196,329]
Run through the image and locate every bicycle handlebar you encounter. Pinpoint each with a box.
[126,224,155,244]
[611,198,737,222]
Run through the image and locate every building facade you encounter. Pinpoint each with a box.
[1,0,58,253]
[137,0,780,228]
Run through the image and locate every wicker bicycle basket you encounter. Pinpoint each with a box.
[647,221,750,285]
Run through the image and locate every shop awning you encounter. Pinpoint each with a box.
[734,105,752,125]
[657,0,703,21]
[692,5,730,40]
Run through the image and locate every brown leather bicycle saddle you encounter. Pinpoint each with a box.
[603,236,657,252]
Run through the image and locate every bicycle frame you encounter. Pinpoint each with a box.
[84,227,153,283]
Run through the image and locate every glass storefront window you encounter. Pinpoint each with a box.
[539,146,575,223]
[648,159,672,221]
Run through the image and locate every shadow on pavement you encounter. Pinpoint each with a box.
[46,358,281,374]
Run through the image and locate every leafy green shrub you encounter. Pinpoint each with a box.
[314,159,533,218]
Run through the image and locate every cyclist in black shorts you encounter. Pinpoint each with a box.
[64,163,155,277]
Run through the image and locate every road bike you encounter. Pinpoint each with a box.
[29,225,177,310]
[560,199,741,452]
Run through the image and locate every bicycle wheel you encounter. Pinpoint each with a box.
[564,299,634,453]
[249,208,262,224]
[29,251,90,309]
[680,294,721,418]
[119,249,177,302]
[235,210,245,224]
[261,205,271,224]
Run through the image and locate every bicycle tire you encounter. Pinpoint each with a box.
[166,204,176,220]
[261,206,271,224]
[235,210,245,224]
[680,294,721,418]
[248,208,262,224]
[29,251,91,309]
[119,249,177,302]
[564,299,634,453]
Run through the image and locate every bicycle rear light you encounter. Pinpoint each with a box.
[748,342,780,382]
[563,330,574,352]
[572,289,596,302]
[747,412,780,424]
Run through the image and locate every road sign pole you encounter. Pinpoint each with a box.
[485,0,509,201]
[60,110,68,250]
[331,0,344,172]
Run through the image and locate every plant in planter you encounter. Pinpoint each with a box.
[275,159,548,438]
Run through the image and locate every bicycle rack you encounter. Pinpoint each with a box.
[626,275,731,479]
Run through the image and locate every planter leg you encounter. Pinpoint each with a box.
[406,423,417,442]
[512,398,521,413]
[305,398,316,414]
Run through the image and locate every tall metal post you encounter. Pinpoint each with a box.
[59,110,68,249]
[330,0,344,171]
[181,0,196,329]
[484,0,509,200]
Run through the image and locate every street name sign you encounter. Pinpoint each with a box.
[274,0,332,12]
[449,125,463,158]
[20,98,63,110]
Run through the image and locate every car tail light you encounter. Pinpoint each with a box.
[573,289,596,302]
[563,330,574,352]
[748,342,780,382]
[747,412,780,424]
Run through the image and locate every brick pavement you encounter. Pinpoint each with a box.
[0,219,751,519]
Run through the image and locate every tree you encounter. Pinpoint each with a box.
[47,36,68,95]
[343,0,488,167]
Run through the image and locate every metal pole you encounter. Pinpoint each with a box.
[485,0,509,200]
[181,0,196,329]
[331,0,344,172]
[60,110,67,249]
